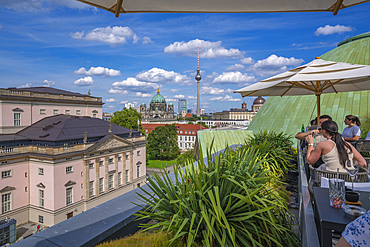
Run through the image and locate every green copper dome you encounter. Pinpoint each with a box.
[320,32,370,65]
[141,101,146,106]
[168,101,173,106]
[150,89,166,104]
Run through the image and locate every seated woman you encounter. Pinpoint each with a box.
[342,115,361,142]
[305,121,366,172]
[336,210,370,247]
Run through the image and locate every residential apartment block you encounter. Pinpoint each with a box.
[0,115,146,227]
[0,87,103,134]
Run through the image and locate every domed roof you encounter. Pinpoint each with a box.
[320,32,370,65]
[141,101,146,105]
[168,101,173,106]
[253,96,265,105]
[150,89,166,104]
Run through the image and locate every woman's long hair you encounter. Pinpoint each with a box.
[321,121,353,168]
[346,115,361,126]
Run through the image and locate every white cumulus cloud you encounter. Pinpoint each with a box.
[70,26,142,46]
[226,64,245,71]
[142,37,154,44]
[170,89,178,92]
[164,39,245,59]
[108,89,128,94]
[213,72,256,85]
[73,76,94,86]
[201,86,233,95]
[111,77,159,93]
[136,68,191,85]
[209,95,241,102]
[135,92,152,97]
[174,94,185,99]
[42,80,55,87]
[119,100,128,104]
[187,96,197,99]
[314,25,355,36]
[240,57,255,65]
[248,54,304,76]
[206,72,219,81]
[17,83,33,88]
[104,98,116,102]
[74,66,121,77]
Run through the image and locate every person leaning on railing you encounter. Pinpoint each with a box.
[305,121,366,172]
[342,115,361,142]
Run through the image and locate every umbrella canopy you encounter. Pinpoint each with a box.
[234,58,370,122]
[77,0,370,17]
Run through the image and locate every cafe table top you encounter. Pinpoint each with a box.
[313,187,370,232]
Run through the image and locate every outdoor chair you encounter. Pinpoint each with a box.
[309,165,368,186]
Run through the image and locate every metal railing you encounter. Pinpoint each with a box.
[297,141,320,247]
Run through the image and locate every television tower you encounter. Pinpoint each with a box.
[195,47,202,117]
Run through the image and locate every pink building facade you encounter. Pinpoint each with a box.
[0,115,146,227]
[0,87,103,134]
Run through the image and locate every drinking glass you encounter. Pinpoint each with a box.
[345,160,359,191]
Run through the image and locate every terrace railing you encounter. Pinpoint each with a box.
[297,141,320,247]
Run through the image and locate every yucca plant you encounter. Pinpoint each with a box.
[245,131,296,176]
[135,144,300,247]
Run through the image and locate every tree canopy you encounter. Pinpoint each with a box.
[147,124,180,160]
[110,108,145,135]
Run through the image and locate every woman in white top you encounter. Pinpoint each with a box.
[342,115,361,142]
[305,121,366,172]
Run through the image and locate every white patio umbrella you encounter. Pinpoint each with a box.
[234,58,370,123]
[77,0,370,17]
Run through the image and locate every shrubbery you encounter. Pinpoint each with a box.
[135,131,300,247]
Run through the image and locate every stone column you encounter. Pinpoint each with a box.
[129,148,133,182]
[114,154,118,188]
[83,160,89,201]
[104,156,109,192]
[95,158,100,196]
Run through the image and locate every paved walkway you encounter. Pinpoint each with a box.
[146,165,175,178]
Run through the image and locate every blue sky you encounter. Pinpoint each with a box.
[0,1,369,114]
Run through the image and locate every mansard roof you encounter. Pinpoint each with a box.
[0,115,140,142]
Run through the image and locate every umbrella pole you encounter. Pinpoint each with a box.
[316,94,321,126]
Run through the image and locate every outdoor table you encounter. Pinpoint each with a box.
[313,187,370,247]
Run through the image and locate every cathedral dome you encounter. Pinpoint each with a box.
[253,96,265,105]
[150,89,166,104]
[168,101,173,106]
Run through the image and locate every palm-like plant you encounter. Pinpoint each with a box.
[135,144,300,247]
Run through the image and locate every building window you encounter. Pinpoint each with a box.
[125,170,129,183]
[99,178,104,193]
[63,143,68,150]
[25,187,27,192]
[137,165,140,178]
[40,109,46,115]
[99,161,103,166]
[39,190,44,208]
[1,193,11,213]
[137,151,141,156]
[89,163,94,169]
[93,113,97,118]
[38,168,44,175]
[108,158,113,164]
[53,109,59,115]
[1,170,12,179]
[66,166,73,174]
[192,137,195,141]
[66,187,73,206]
[89,181,94,197]
[76,110,81,115]
[118,156,122,161]
[185,131,187,134]
[185,136,187,141]
[118,172,122,185]
[126,155,129,160]
[192,131,195,134]
[65,110,70,115]
[180,131,183,134]
[14,113,21,126]
[180,143,182,147]
[180,136,182,141]
[108,174,114,190]
[39,215,44,224]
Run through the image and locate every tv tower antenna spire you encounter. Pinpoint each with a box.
[195,47,202,117]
